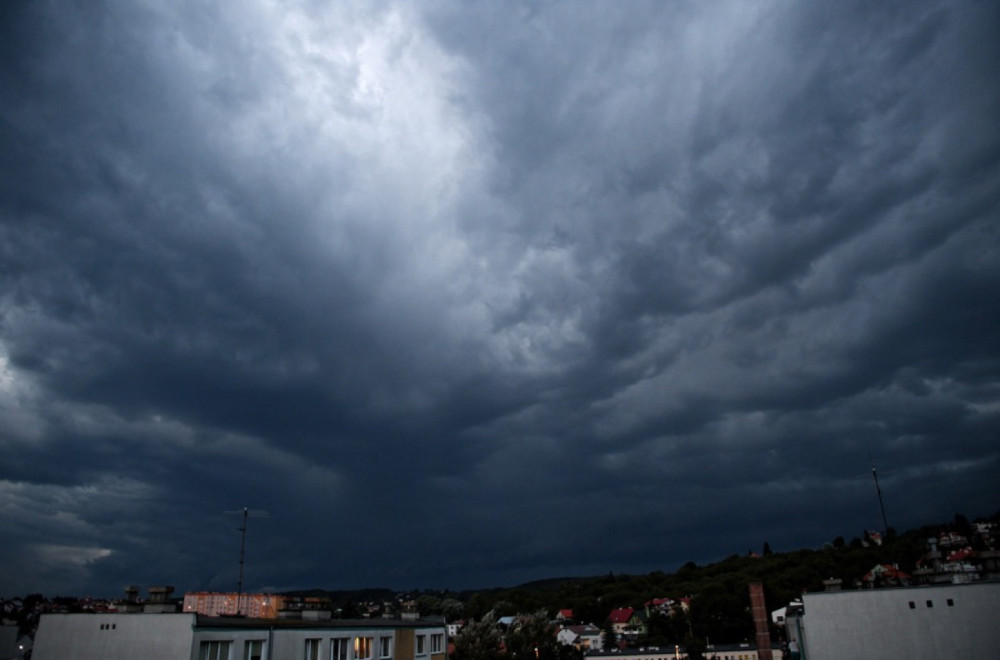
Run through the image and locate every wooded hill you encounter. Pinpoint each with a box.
[296,512,997,645]
[452,513,997,643]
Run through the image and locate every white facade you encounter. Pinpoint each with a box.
[557,625,602,650]
[33,613,196,660]
[33,612,448,660]
[788,581,1000,660]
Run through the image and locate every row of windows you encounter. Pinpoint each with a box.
[308,634,444,660]
[907,598,956,609]
[306,636,394,660]
[200,633,444,660]
[198,640,263,660]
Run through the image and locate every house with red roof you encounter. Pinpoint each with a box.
[643,597,678,616]
[607,608,647,639]
[863,563,911,586]
[607,607,633,635]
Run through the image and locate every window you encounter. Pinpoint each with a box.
[379,637,392,658]
[306,639,322,660]
[245,640,264,660]
[947,598,955,607]
[431,634,444,654]
[355,637,373,660]
[908,601,916,609]
[416,635,426,655]
[201,641,232,660]
[926,600,934,608]
[331,638,350,660]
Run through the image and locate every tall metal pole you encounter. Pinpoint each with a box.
[225,508,269,615]
[237,508,248,611]
[871,466,889,536]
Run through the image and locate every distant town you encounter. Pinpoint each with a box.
[2,513,998,660]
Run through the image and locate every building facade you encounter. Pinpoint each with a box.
[33,612,449,660]
[785,581,1000,660]
[183,592,289,618]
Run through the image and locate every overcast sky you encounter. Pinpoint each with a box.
[1,0,998,599]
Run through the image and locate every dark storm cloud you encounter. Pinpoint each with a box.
[1,0,997,596]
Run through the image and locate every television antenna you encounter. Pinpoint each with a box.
[224,507,269,615]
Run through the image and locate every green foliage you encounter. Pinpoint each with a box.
[683,632,707,660]
[440,520,960,645]
[453,612,504,660]
[506,611,559,660]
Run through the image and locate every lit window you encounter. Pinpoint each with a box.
[332,638,350,660]
[201,641,232,660]
[245,640,264,660]
[431,634,444,654]
[306,639,322,660]
[356,637,373,660]
[380,637,392,658]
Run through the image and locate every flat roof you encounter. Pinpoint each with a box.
[801,579,1000,598]
[195,615,447,630]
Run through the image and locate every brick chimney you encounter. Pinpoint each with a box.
[748,582,773,660]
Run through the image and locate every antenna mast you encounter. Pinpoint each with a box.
[224,507,269,615]
[870,466,890,536]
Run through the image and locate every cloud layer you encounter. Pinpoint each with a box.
[1,0,998,596]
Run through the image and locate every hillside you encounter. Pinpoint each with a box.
[299,512,998,644]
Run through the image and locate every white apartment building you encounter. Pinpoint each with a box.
[33,612,448,660]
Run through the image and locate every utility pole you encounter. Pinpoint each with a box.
[224,508,269,615]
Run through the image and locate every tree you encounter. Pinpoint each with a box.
[601,618,617,651]
[506,611,559,660]
[683,632,707,660]
[763,542,773,556]
[667,608,693,646]
[441,598,465,621]
[645,610,672,646]
[452,612,504,660]
[417,595,443,616]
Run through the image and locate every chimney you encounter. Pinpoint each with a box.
[822,578,843,592]
[401,601,420,620]
[748,582,773,660]
[143,586,178,613]
[147,586,175,603]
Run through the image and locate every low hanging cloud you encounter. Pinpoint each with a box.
[1,0,997,596]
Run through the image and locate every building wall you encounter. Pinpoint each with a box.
[183,591,287,618]
[278,628,394,660]
[799,582,1000,660]
[33,613,196,660]
[34,612,447,660]
[587,647,782,660]
[396,626,416,659]
[0,625,20,660]
[230,623,447,660]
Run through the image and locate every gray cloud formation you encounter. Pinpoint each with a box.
[1,0,998,596]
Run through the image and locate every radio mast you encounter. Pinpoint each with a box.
[224,507,269,615]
